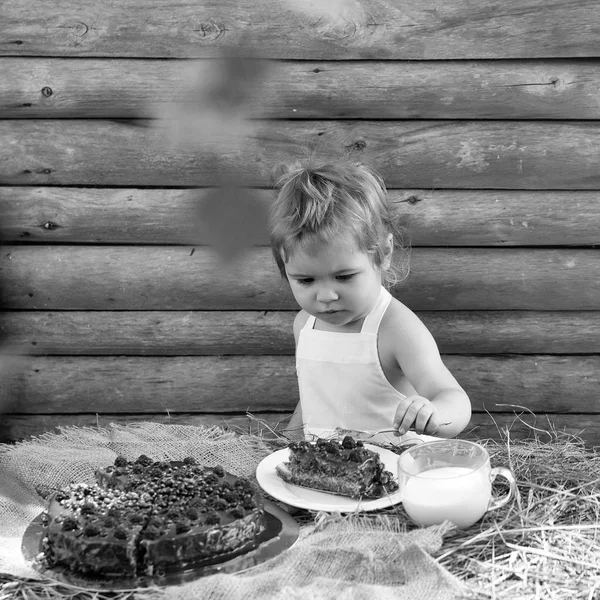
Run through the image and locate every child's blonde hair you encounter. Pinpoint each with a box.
[269,159,409,288]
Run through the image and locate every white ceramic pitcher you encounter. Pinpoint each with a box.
[397,439,517,529]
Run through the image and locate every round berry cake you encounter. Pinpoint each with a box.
[41,455,266,579]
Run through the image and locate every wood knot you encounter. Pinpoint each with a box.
[192,21,225,41]
[394,195,422,205]
[41,87,53,97]
[321,20,357,40]
[346,140,366,152]
[71,21,89,37]
[59,21,90,37]
[42,221,59,230]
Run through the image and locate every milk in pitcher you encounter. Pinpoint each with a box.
[401,466,491,528]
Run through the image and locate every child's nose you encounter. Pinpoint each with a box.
[316,286,339,303]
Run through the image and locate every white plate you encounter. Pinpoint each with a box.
[255,444,403,512]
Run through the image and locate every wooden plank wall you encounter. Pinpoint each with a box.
[1,0,599,444]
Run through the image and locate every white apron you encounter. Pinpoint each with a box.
[296,286,428,444]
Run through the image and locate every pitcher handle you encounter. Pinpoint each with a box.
[487,467,517,512]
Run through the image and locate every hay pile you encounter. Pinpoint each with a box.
[439,429,600,599]
[2,418,600,600]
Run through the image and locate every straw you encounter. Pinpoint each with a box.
[433,424,600,599]
[240,412,600,599]
[3,414,600,599]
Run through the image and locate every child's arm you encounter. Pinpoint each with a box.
[284,402,305,440]
[283,310,310,440]
[383,301,472,438]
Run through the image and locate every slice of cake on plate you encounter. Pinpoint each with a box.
[275,436,398,499]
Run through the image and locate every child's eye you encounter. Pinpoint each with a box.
[296,278,314,286]
[336,274,355,281]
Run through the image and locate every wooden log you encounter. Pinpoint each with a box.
[1,355,599,415]
[2,311,600,356]
[3,58,600,120]
[2,412,599,448]
[1,0,599,59]
[392,189,600,247]
[1,246,599,311]
[3,120,600,189]
[2,187,600,247]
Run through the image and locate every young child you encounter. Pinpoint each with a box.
[269,159,472,444]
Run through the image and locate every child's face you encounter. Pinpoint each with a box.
[284,236,386,329]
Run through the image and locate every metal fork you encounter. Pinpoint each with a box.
[352,422,453,439]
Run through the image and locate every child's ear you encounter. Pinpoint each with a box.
[381,233,394,270]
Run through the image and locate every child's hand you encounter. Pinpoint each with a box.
[393,395,441,436]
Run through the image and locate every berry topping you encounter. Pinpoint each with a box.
[348,449,364,463]
[242,497,257,509]
[341,436,356,449]
[213,498,228,511]
[128,513,144,525]
[61,517,78,532]
[229,506,245,519]
[80,504,95,516]
[186,508,199,520]
[175,521,191,534]
[204,473,219,486]
[83,524,101,537]
[205,512,220,525]
[114,456,128,468]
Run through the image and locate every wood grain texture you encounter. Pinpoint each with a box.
[2,187,600,246]
[2,311,600,356]
[2,246,599,311]
[2,0,600,59]
[1,412,599,447]
[1,355,599,414]
[3,0,600,451]
[3,120,600,189]
[3,58,600,119]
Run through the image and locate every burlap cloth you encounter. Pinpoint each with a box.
[0,422,465,599]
